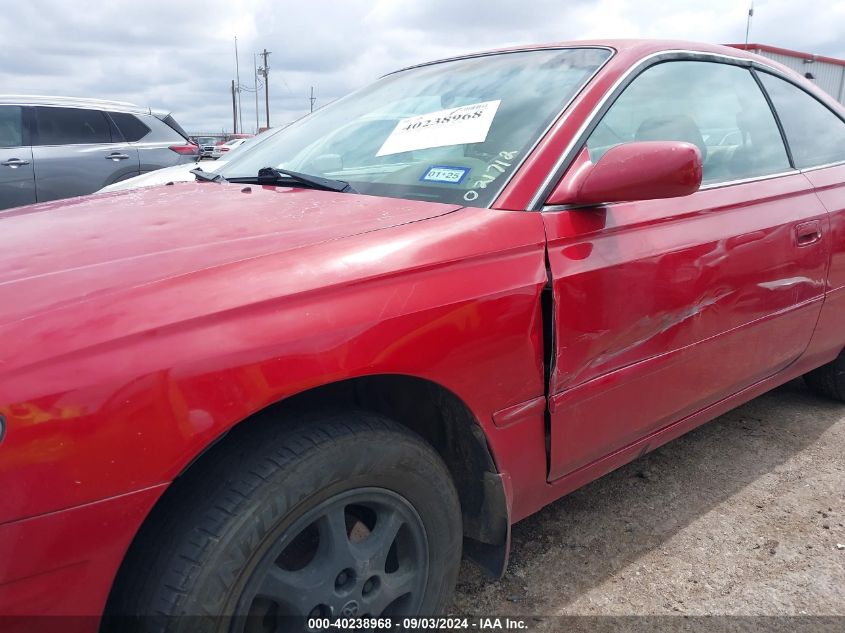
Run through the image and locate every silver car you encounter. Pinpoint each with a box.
[0,95,198,211]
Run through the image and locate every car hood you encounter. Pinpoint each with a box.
[0,182,462,329]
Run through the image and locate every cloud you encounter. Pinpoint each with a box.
[1,0,842,132]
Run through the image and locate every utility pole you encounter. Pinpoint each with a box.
[234,36,243,135]
[254,53,259,134]
[231,79,237,134]
[745,2,754,45]
[310,86,316,113]
[259,49,271,128]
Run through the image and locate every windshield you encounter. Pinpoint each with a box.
[218,48,611,207]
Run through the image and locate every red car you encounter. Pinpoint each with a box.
[3,39,845,631]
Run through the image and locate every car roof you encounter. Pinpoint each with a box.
[387,38,843,111]
[0,95,169,117]
[391,39,768,73]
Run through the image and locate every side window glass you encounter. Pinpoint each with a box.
[142,115,188,143]
[758,72,845,169]
[0,106,23,148]
[109,112,151,142]
[586,61,790,184]
[34,107,111,145]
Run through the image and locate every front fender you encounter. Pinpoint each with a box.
[0,207,548,525]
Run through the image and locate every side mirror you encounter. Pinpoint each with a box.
[547,141,703,206]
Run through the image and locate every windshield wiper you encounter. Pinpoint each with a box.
[190,167,227,183]
[228,167,357,193]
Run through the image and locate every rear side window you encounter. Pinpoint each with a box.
[34,107,111,145]
[160,114,189,140]
[586,61,791,184]
[0,105,23,148]
[140,115,187,142]
[109,111,150,142]
[758,72,845,169]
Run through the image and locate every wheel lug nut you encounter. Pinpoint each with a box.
[335,568,355,590]
[362,576,379,595]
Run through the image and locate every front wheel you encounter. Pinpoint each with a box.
[106,411,462,633]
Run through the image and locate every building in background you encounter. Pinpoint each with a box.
[730,43,845,105]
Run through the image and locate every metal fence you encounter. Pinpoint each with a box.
[188,132,228,141]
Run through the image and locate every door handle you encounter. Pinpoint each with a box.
[794,220,822,247]
[106,153,130,161]
[1,158,30,167]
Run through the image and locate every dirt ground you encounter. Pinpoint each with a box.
[451,379,845,626]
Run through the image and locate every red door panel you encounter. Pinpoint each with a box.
[802,164,845,361]
[804,164,845,292]
[544,173,828,480]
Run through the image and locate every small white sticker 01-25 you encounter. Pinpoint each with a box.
[376,100,501,157]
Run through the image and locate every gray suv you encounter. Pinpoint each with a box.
[0,96,198,211]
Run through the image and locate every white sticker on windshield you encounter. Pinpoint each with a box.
[376,100,501,157]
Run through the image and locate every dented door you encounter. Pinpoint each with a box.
[543,174,828,480]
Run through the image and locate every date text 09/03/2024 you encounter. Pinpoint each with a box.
[308,617,529,630]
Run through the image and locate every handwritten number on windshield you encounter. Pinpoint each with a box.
[463,150,519,202]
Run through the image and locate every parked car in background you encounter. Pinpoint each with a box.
[0,96,197,210]
[5,40,845,629]
[97,127,281,193]
[195,136,220,159]
[212,137,248,158]
[96,159,224,193]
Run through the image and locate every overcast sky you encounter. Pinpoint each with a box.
[2,0,843,134]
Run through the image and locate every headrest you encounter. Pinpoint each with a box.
[635,114,707,162]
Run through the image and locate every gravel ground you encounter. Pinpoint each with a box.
[452,379,845,627]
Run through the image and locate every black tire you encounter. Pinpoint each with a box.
[804,352,845,401]
[104,410,462,633]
